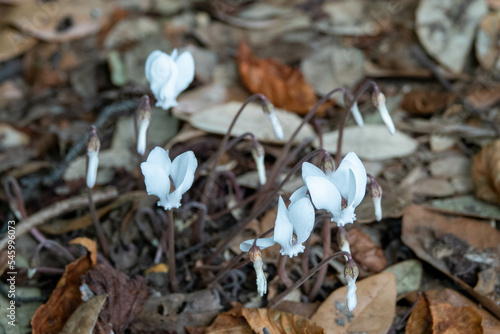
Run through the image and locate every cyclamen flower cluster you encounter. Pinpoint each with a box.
[241,152,372,311]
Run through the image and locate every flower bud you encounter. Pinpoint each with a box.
[262,99,283,140]
[350,100,364,127]
[251,143,266,185]
[321,153,335,176]
[372,91,395,135]
[249,245,267,296]
[367,174,383,221]
[344,259,359,311]
[137,96,152,155]
[86,126,100,189]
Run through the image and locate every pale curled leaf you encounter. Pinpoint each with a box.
[59,294,107,334]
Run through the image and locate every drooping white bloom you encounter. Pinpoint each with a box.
[267,109,284,140]
[346,280,357,311]
[303,152,367,226]
[372,91,395,135]
[137,108,151,155]
[350,101,364,127]
[254,257,267,296]
[252,144,266,185]
[240,187,315,258]
[86,126,100,189]
[145,49,195,110]
[368,174,383,222]
[141,147,198,210]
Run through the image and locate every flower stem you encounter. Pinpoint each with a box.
[277,255,293,288]
[87,187,109,258]
[167,209,178,292]
[308,218,331,300]
[267,251,352,309]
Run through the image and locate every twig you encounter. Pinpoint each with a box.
[87,188,109,258]
[277,255,293,288]
[166,209,178,292]
[308,218,331,300]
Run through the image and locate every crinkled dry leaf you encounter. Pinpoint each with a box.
[7,0,113,42]
[82,263,148,334]
[237,40,319,115]
[59,294,107,334]
[472,139,500,204]
[241,308,325,334]
[348,227,387,275]
[312,272,396,334]
[430,303,483,334]
[416,0,487,73]
[69,237,97,266]
[205,304,253,334]
[402,205,500,318]
[0,27,37,62]
[405,295,432,334]
[400,90,455,116]
[31,247,94,333]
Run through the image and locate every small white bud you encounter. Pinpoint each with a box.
[350,101,364,127]
[137,103,151,155]
[346,281,358,311]
[267,109,284,140]
[372,91,395,135]
[344,259,359,312]
[252,144,266,185]
[86,126,100,189]
[368,174,383,221]
[249,245,267,296]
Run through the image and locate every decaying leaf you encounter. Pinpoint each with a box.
[59,294,107,334]
[476,12,500,73]
[82,263,149,333]
[402,205,500,318]
[31,240,96,334]
[416,0,487,73]
[407,289,500,334]
[0,27,37,62]
[317,125,418,160]
[188,101,316,144]
[348,227,387,275]
[383,260,423,298]
[204,304,253,334]
[312,272,397,334]
[400,90,455,116]
[69,237,98,266]
[472,139,500,204]
[237,40,319,115]
[241,308,325,334]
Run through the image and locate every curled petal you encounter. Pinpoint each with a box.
[274,197,303,257]
[267,110,284,140]
[346,281,357,311]
[240,237,275,252]
[287,197,315,245]
[373,196,382,221]
[254,257,267,296]
[350,101,364,127]
[140,162,170,209]
[289,186,308,205]
[174,51,195,96]
[145,146,171,176]
[137,118,150,155]
[378,100,395,135]
[331,152,366,208]
[301,162,326,183]
[305,176,342,218]
[170,151,198,195]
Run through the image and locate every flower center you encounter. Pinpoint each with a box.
[291,232,298,245]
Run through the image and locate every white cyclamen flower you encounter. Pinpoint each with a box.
[86,126,100,189]
[252,144,266,185]
[267,109,284,140]
[240,187,315,258]
[137,109,151,156]
[350,101,364,127]
[141,147,197,210]
[303,152,367,226]
[145,49,195,110]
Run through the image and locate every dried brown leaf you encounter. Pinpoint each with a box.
[241,308,325,334]
[430,303,483,334]
[205,304,253,334]
[237,40,320,115]
[348,227,387,274]
[82,263,148,334]
[400,90,455,116]
[406,295,432,334]
[69,237,97,266]
[31,247,94,333]
[59,294,107,334]
[472,139,500,204]
[312,272,397,334]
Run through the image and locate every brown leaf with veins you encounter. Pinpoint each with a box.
[348,227,387,275]
[82,263,148,334]
[472,139,500,204]
[31,239,96,334]
[237,40,320,115]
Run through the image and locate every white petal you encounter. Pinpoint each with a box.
[145,50,163,83]
[350,101,364,127]
[267,111,284,140]
[346,281,357,311]
[137,118,150,155]
[289,186,308,205]
[288,197,315,245]
[146,146,172,176]
[145,50,180,110]
[331,152,366,207]
[140,162,170,209]
[305,176,342,217]
[86,152,98,188]
[254,258,267,296]
[274,197,303,257]
[373,196,382,221]
[170,151,198,195]
[378,102,395,135]
[301,162,326,183]
[174,51,195,97]
[171,48,178,59]
[240,237,275,252]
[253,153,266,185]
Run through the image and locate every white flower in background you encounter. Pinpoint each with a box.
[86,126,100,189]
[252,143,266,185]
[141,147,198,210]
[368,175,383,222]
[267,108,284,140]
[137,105,151,155]
[240,187,315,258]
[248,245,267,296]
[344,258,359,312]
[372,91,395,135]
[303,152,367,226]
[145,49,195,110]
